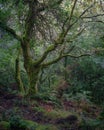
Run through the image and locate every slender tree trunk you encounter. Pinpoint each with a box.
[64,57,68,80]
[15,49,25,94]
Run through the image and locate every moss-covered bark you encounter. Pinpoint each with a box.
[27,65,40,95]
[15,49,25,94]
[16,39,42,96]
[21,39,41,95]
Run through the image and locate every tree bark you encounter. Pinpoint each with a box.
[15,49,25,94]
[64,57,68,80]
[27,64,40,95]
[21,39,41,96]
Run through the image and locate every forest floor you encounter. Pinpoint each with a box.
[0,85,103,130]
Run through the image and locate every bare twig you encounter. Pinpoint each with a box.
[82,14,104,19]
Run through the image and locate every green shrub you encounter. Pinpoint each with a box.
[91,76,104,104]
[79,119,101,130]
[10,115,26,130]
[0,121,10,130]
[10,115,38,130]
[70,58,104,104]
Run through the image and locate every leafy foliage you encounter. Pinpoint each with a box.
[70,57,104,104]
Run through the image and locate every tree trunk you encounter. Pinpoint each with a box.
[64,57,68,80]
[27,65,40,95]
[15,50,25,94]
[21,40,41,96]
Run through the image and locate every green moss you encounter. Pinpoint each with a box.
[33,106,46,113]
[36,124,58,130]
[33,106,75,120]
[44,109,73,120]
[78,118,102,130]
[17,119,58,130]
[10,118,38,130]
[0,121,10,130]
[24,120,38,129]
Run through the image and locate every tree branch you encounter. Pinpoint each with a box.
[82,14,104,19]
[24,0,38,40]
[42,53,91,68]
[35,44,58,64]
[62,0,78,35]
[69,2,95,28]
[35,0,78,65]
[38,0,64,12]
[85,20,104,24]
[57,0,64,5]
[0,21,22,42]
[67,27,85,42]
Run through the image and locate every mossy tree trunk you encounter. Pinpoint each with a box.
[27,65,40,95]
[15,48,25,94]
[20,0,41,96]
[21,39,41,95]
